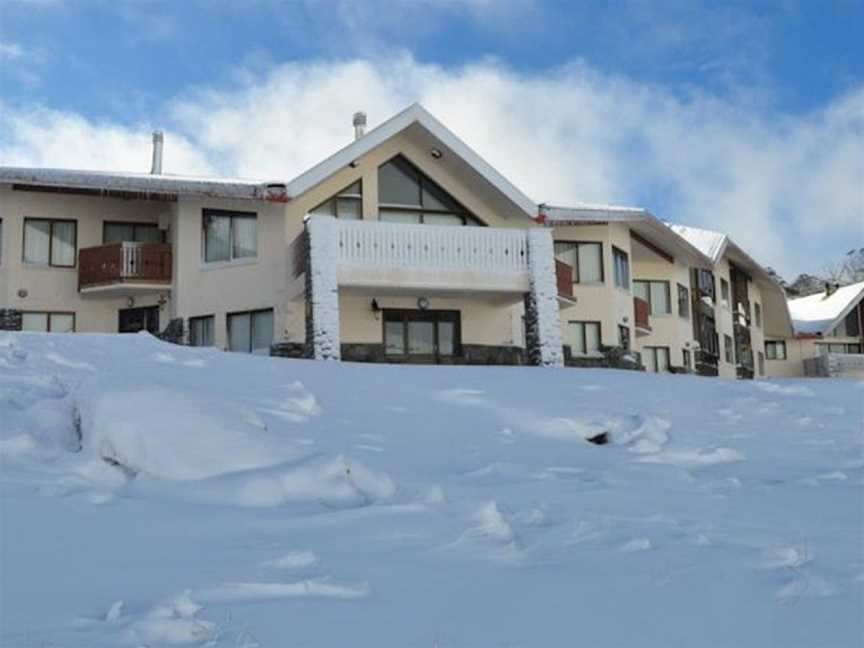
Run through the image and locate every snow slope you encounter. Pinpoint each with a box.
[0,332,862,647]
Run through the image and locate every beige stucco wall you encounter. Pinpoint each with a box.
[0,184,168,332]
[765,337,807,377]
[551,223,635,352]
[167,196,291,349]
[631,240,697,370]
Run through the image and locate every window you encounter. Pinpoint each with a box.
[188,315,215,347]
[618,324,631,352]
[720,278,730,307]
[833,310,861,338]
[568,321,601,355]
[23,218,77,267]
[695,269,715,302]
[553,242,603,283]
[612,247,630,289]
[21,312,75,332]
[757,351,765,376]
[383,310,460,357]
[765,340,786,360]
[310,181,363,220]
[682,348,691,370]
[633,280,671,315]
[724,334,734,364]
[378,156,481,226]
[818,343,863,355]
[103,222,162,243]
[203,210,257,263]
[677,283,690,319]
[643,346,670,373]
[753,302,762,328]
[227,309,273,354]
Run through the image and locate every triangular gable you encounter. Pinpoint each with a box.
[285,103,537,219]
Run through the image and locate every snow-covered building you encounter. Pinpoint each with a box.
[764,281,864,378]
[668,224,793,379]
[0,104,793,376]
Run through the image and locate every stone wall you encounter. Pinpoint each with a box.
[337,343,526,366]
[804,353,864,379]
[563,345,643,371]
[156,318,185,345]
[0,309,22,331]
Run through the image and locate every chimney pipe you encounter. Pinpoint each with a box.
[352,111,367,140]
[151,130,164,175]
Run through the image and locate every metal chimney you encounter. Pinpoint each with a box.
[352,111,367,140]
[150,130,164,175]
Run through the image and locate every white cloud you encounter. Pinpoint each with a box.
[0,42,24,60]
[1,56,861,276]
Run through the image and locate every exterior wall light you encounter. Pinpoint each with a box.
[430,148,443,159]
[417,297,430,310]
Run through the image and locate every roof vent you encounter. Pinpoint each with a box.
[825,282,840,297]
[352,111,367,140]
[150,130,164,175]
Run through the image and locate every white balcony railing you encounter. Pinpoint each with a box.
[336,220,529,273]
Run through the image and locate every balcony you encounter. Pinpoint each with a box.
[78,242,172,296]
[634,296,651,334]
[291,219,533,297]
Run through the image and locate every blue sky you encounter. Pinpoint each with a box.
[1,0,862,277]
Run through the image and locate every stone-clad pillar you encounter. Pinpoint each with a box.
[524,229,564,367]
[0,309,23,331]
[304,216,341,361]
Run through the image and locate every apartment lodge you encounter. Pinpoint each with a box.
[0,104,794,377]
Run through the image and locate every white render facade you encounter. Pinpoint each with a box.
[0,104,791,377]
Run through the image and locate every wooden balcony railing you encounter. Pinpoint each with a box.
[634,296,651,331]
[556,259,574,298]
[79,242,172,290]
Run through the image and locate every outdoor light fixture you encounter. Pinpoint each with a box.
[17,289,27,299]
[417,297,430,310]
[127,297,135,308]
[430,148,443,159]
[371,298,380,312]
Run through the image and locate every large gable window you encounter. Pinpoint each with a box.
[310,181,362,220]
[378,156,481,226]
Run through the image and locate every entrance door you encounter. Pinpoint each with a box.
[383,309,460,364]
[118,306,160,334]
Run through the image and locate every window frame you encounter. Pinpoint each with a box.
[568,320,602,356]
[724,334,734,364]
[677,283,690,319]
[377,155,482,226]
[226,308,273,354]
[720,278,730,308]
[201,209,258,265]
[612,246,630,290]
[188,314,216,347]
[102,221,162,244]
[20,310,76,333]
[765,340,787,360]
[553,241,605,284]
[754,302,762,328]
[382,309,462,358]
[309,180,363,220]
[633,279,672,315]
[682,348,691,370]
[643,346,671,373]
[22,217,78,268]
[618,324,631,352]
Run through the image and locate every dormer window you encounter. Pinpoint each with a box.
[377,155,481,226]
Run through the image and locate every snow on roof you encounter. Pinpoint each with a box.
[788,281,864,335]
[285,103,538,218]
[0,167,289,201]
[666,223,727,263]
[539,203,648,223]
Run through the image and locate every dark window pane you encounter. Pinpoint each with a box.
[379,159,421,205]
[408,320,435,354]
[438,321,455,355]
[104,223,134,243]
[385,320,404,355]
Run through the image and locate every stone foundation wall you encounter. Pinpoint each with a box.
[563,345,643,371]
[0,309,23,331]
[270,342,308,359]
[296,343,528,366]
[156,318,185,345]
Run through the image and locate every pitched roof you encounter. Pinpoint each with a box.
[0,167,289,201]
[788,281,864,335]
[285,103,537,217]
[666,223,727,263]
[539,203,713,266]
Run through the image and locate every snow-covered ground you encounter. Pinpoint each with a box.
[1,332,862,647]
